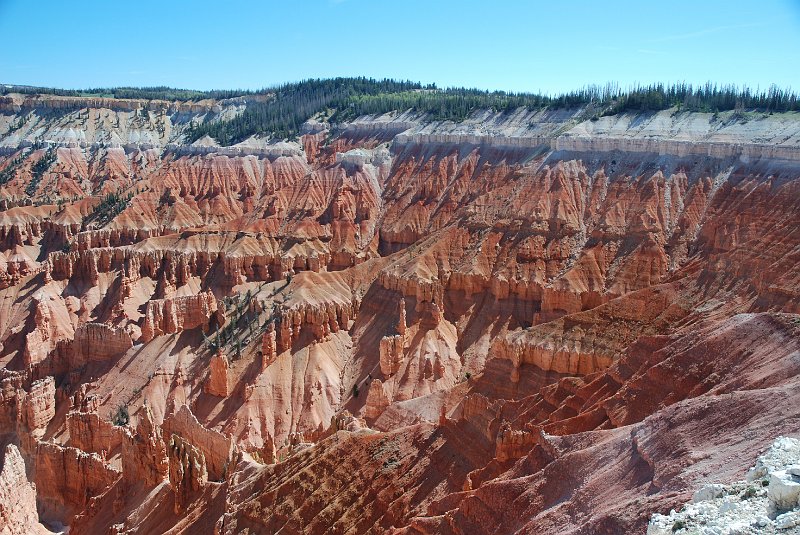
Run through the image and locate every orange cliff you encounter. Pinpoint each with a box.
[0,99,798,534]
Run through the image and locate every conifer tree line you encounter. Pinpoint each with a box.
[1,85,250,101]
[185,78,426,145]
[186,80,800,145]
[604,83,799,115]
[4,79,798,146]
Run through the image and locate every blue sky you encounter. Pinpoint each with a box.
[1,0,798,94]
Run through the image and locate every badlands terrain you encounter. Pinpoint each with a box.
[0,88,799,534]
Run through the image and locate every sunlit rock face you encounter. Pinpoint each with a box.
[0,94,799,534]
[0,444,48,535]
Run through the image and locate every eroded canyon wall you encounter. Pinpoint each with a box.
[0,94,798,533]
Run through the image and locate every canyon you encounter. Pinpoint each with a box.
[0,91,799,534]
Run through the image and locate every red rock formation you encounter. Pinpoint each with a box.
[67,409,123,455]
[365,379,391,419]
[34,442,120,524]
[140,290,218,342]
[206,351,230,397]
[18,377,55,436]
[121,405,168,487]
[379,334,404,376]
[0,445,47,535]
[275,296,359,350]
[167,433,208,514]
[260,324,277,369]
[73,323,133,361]
[162,404,235,481]
[24,292,73,367]
[66,391,123,454]
[494,420,535,462]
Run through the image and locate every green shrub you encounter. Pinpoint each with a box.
[111,404,130,426]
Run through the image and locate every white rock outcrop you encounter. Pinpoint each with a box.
[648,436,800,535]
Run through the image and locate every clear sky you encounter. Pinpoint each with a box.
[1,0,798,94]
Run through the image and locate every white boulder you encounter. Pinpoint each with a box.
[775,511,800,530]
[768,470,800,511]
[694,483,728,503]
